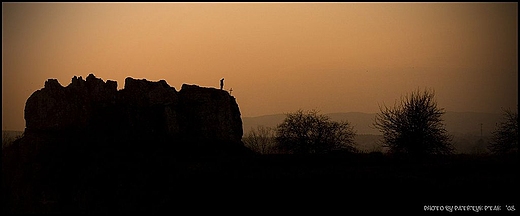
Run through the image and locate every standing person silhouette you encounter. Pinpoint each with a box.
[220,78,224,90]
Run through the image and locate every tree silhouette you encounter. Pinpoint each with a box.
[275,109,356,154]
[373,89,453,157]
[243,125,276,154]
[488,108,518,154]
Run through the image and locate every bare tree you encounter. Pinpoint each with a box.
[488,108,518,154]
[373,89,453,157]
[275,109,356,154]
[243,125,276,154]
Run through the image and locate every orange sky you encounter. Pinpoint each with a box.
[2,2,518,131]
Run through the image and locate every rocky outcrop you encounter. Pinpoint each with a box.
[3,74,251,214]
[24,74,118,132]
[23,74,243,144]
[178,84,243,144]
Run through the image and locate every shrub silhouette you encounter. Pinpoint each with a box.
[373,89,453,157]
[243,125,276,154]
[488,107,518,154]
[275,109,356,154]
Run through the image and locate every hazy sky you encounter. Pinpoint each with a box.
[2,2,518,131]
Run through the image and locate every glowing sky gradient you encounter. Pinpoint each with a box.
[2,2,518,131]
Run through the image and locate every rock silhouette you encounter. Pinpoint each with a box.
[3,74,251,214]
[24,74,243,144]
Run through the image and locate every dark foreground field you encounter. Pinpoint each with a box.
[247,153,518,212]
[3,143,520,214]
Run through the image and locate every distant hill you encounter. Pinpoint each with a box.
[2,130,23,137]
[442,111,503,137]
[243,111,504,136]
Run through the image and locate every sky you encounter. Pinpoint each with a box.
[2,2,518,131]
